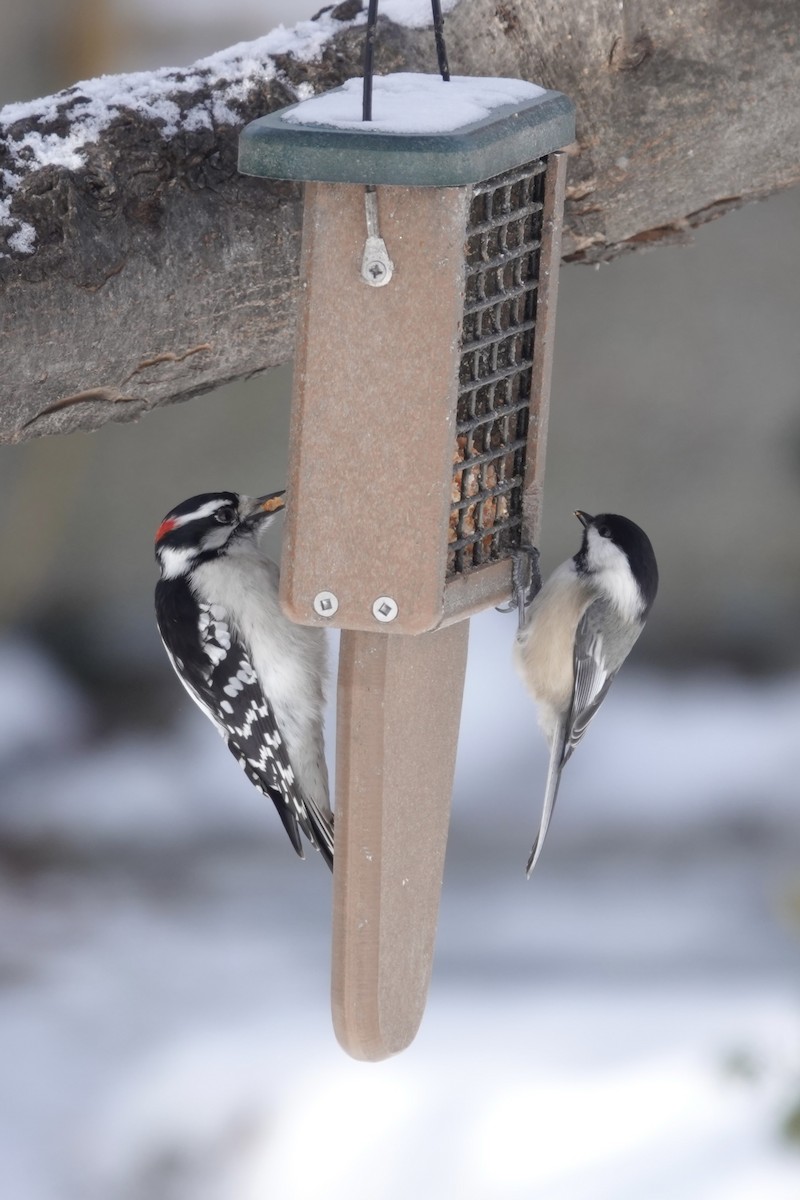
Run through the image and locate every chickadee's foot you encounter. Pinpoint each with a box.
[496,543,542,628]
[520,543,542,608]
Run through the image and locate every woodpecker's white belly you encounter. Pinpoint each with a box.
[191,547,331,816]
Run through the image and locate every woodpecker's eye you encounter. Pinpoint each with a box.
[215,505,237,525]
[597,524,611,539]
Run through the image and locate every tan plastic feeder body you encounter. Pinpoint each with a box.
[239,77,575,1060]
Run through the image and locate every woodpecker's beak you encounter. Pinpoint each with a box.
[574,510,594,528]
[241,491,286,525]
[256,491,286,515]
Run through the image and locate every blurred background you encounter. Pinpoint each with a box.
[1,2,800,1198]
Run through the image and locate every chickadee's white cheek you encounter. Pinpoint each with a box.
[600,568,642,621]
[587,528,619,567]
[583,531,642,618]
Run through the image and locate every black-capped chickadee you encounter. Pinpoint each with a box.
[513,511,659,877]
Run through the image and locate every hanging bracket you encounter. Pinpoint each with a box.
[361,187,394,288]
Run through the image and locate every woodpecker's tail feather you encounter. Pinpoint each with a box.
[526,721,567,878]
[262,784,333,871]
[306,799,334,872]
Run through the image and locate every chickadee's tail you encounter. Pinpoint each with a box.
[526,721,568,878]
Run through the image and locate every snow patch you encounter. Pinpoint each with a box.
[1,620,800,1199]
[0,9,366,257]
[4,224,36,254]
[1,4,469,255]
[282,72,546,133]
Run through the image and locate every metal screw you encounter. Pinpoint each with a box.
[361,238,394,287]
[372,596,398,623]
[313,591,339,617]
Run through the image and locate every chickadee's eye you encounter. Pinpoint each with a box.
[597,524,611,539]
[215,505,237,525]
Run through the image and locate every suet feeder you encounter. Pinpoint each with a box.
[239,8,575,1061]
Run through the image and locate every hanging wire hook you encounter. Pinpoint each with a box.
[430,0,451,81]
[363,1,451,123]
[362,0,379,122]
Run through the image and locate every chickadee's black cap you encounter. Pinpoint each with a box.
[575,511,659,614]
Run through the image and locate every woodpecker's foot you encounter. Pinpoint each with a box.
[496,543,542,628]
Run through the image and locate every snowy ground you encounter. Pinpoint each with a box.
[1,611,799,1200]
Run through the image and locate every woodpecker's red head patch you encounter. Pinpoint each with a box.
[155,517,177,543]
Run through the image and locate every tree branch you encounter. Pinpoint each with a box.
[1,0,798,442]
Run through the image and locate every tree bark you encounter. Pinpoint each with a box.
[1,0,798,442]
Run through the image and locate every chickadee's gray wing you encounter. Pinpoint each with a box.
[526,601,618,877]
[566,598,645,763]
[563,600,619,763]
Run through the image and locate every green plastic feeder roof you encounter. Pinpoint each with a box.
[238,84,575,187]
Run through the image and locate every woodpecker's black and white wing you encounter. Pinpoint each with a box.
[155,579,333,867]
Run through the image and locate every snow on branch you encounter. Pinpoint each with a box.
[0,11,365,258]
[0,0,798,442]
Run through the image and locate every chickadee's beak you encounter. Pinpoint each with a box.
[574,510,594,528]
[241,491,286,524]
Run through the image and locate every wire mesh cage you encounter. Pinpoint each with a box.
[449,159,547,580]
